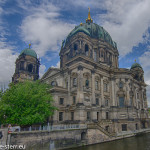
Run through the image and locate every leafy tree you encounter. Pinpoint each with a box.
[0,80,56,126]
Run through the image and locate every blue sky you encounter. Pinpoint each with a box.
[0,0,150,105]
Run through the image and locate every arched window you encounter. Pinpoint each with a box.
[28,64,33,72]
[85,44,89,56]
[74,44,78,50]
[51,81,57,86]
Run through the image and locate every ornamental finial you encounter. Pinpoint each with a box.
[29,43,31,49]
[88,7,91,20]
[86,7,93,23]
[135,59,136,62]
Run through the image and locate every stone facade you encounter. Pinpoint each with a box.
[41,13,149,135]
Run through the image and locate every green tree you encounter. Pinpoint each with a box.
[0,80,56,126]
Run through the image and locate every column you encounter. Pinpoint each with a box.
[68,72,71,105]
[100,76,104,106]
[77,66,84,104]
[111,78,115,106]
[91,71,95,105]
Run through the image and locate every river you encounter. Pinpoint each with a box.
[27,133,150,150]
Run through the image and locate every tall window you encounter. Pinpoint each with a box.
[119,97,124,107]
[73,96,76,104]
[105,99,109,106]
[74,44,78,50]
[73,78,77,87]
[59,98,64,105]
[28,64,33,72]
[59,112,63,121]
[20,62,24,70]
[85,44,89,56]
[119,82,123,89]
[95,81,98,90]
[71,112,74,121]
[85,79,89,87]
[97,112,99,121]
[137,93,139,99]
[104,83,108,92]
[106,112,109,119]
[87,112,90,120]
[96,98,99,105]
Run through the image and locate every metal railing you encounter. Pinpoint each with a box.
[11,123,87,132]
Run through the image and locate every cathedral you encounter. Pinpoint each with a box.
[13,10,149,134]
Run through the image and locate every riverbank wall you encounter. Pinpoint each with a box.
[7,127,150,150]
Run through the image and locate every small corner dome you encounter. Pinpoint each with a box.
[131,62,143,70]
[20,48,37,58]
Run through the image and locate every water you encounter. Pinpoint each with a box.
[28,133,150,150]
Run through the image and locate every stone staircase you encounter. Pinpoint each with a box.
[87,123,116,138]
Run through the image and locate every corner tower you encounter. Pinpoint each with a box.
[12,44,40,83]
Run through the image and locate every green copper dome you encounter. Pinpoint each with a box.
[20,48,37,58]
[131,63,143,70]
[65,22,117,49]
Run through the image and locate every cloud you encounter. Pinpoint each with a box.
[139,50,150,106]
[97,0,150,57]
[51,61,60,68]
[0,47,18,84]
[39,64,46,78]
[20,1,74,57]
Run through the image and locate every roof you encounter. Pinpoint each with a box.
[20,48,37,58]
[131,63,143,70]
[64,22,117,49]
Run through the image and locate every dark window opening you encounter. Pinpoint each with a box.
[96,98,99,105]
[73,78,77,87]
[106,112,109,119]
[71,112,74,121]
[87,112,90,120]
[85,44,89,56]
[97,112,99,121]
[59,98,64,105]
[74,44,78,50]
[105,126,109,132]
[119,97,124,107]
[20,62,24,70]
[85,79,89,87]
[81,132,86,140]
[122,124,127,131]
[105,99,109,106]
[28,64,33,73]
[73,96,76,104]
[119,82,123,88]
[51,81,56,86]
[135,123,138,130]
[59,112,63,121]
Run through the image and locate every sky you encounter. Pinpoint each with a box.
[0,0,150,105]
